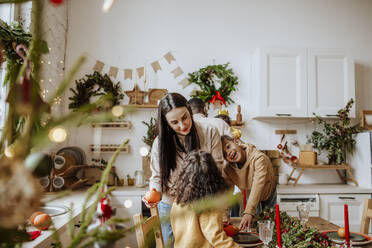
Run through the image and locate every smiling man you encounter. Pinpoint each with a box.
[221,135,277,231]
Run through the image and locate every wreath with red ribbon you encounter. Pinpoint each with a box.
[188,63,239,106]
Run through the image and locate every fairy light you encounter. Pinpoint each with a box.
[40,79,44,83]
[4,146,15,158]
[54,96,62,105]
[123,199,133,208]
[139,146,149,157]
[59,60,64,64]
[41,60,44,64]
[111,105,124,117]
[102,0,116,13]
[47,61,51,65]
[48,126,68,143]
[48,78,52,82]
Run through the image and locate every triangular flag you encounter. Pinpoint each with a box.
[108,66,118,78]
[93,60,104,72]
[124,69,133,80]
[137,67,144,78]
[178,78,190,89]
[171,66,183,78]
[151,61,162,73]
[164,52,175,64]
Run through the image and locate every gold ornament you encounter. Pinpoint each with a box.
[218,109,229,116]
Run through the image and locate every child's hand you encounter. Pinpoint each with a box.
[239,213,253,231]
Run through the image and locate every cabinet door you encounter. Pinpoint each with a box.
[308,49,355,117]
[320,194,369,232]
[111,195,143,248]
[259,47,308,117]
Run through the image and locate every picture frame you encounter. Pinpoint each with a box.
[360,110,372,130]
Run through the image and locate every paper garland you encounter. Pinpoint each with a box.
[164,52,175,64]
[90,51,190,89]
[108,66,118,78]
[124,69,132,80]
[151,61,161,73]
[171,66,183,78]
[93,60,104,73]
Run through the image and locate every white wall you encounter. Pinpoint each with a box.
[65,0,372,184]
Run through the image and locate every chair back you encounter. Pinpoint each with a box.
[133,206,164,248]
[360,199,372,235]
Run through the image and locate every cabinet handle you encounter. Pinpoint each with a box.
[276,113,292,117]
[326,114,339,117]
[338,196,356,200]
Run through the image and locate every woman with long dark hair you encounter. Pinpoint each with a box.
[170,150,240,248]
[145,93,224,246]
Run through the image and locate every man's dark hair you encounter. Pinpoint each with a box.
[215,114,231,126]
[187,97,205,114]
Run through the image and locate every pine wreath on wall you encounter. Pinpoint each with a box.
[69,71,124,110]
[188,63,239,106]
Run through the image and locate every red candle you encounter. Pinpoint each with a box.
[344,204,350,246]
[243,190,247,210]
[275,204,282,247]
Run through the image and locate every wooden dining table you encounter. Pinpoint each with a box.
[231,217,372,247]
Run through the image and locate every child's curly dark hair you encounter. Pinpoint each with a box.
[173,150,229,205]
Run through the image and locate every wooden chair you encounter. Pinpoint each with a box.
[133,206,164,248]
[360,199,372,235]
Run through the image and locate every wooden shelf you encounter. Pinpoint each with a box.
[89,144,130,153]
[122,104,158,109]
[287,163,358,187]
[91,121,132,129]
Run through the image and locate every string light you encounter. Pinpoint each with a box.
[47,61,51,65]
[59,60,64,64]
[41,60,44,64]
[123,199,133,208]
[111,105,124,117]
[40,79,44,83]
[48,126,68,143]
[4,146,15,158]
[48,78,52,82]
[139,146,149,157]
[102,0,116,13]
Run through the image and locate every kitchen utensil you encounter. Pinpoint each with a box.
[54,153,76,174]
[57,146,86,165]
[39,176,50,188]
[53,176,65,189]
[134,170,145,187]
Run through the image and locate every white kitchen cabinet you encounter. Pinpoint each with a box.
[252,47,308,117]
[308,49,355,117]
[111,195,143,248]
[250,47,355,118]
[320,194,370,232]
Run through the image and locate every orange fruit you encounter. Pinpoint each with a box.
[33,213,52,230]
[144,188,161,203]
[29,211,44,225]
[337,227,346,238]
[224,224,236,237]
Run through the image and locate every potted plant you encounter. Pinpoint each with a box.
[141,117,156,179]
[307,99,359,164]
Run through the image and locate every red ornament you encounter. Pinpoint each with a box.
[49,0,64,5]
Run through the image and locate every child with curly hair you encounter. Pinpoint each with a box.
[170,150,240,248]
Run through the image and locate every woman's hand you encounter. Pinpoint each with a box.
[142,197,158,208]
[239,213,253,231]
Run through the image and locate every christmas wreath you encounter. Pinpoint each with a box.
[188,63,238,106]
[69,71,124,110]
